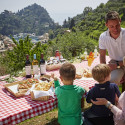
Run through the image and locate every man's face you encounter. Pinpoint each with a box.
[105,19,121,36]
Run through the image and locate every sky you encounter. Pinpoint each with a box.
[0,0,109,25]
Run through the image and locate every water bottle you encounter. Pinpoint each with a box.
[94,46,98,58]
[84,48,88,60]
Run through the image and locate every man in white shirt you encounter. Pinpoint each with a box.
[99,11,125,91]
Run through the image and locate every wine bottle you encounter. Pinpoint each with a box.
[55,50,60,61]
[32,54,39,76]
[25,54,31,78]
[40,53,46,75]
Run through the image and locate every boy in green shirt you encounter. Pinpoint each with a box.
[51,62,85,125]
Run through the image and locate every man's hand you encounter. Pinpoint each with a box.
[91,98,108,105]
[108,59,118,70]
[108,63,117,71]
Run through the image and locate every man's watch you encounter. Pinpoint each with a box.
[116,61,120,68]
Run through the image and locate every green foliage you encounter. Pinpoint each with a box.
[0,53,8,76]
[1,0,125,76]
[5,36,33,74]
[0,36,49,75]
[69,19,75,29]
[30,42,48,61]
[47,0,125,61]
[47,31,95,60]
[0,4,56,36]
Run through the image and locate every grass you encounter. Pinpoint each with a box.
[119,84,122,93]
[17,108,59,125]
[17,100,91,125]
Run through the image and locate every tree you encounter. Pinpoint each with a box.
[69,19,75,29]
[83,7,92,16]
[0,3,56,36]
[2,36,49,74]
[63,19,67,28]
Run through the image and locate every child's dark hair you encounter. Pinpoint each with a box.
[59,62,76,81]
[92,64,111,83]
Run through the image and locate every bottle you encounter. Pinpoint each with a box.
[94,46,98,58]
[55,50,60,61]
[84,48,88,60]
[40,53,46,75]
[32,54,39,76]
[60,52,63,59]
[25,54,31,78]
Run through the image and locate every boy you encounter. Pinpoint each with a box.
[52,62,85,125]
[84,64,121,125]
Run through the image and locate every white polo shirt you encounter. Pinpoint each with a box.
[99,28,125,61]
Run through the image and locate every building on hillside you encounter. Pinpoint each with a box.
[38,33,49,44]
[55,22,59,26]
[18,33,24,37]
[0,41,5,50]
[65,30,71,33]
[32,33,36,36]
[44,23,49,28]
[43,33,49,39]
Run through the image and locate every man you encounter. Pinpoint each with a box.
[99,11,125,91]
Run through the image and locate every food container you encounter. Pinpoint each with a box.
[4,81,28,97]
[30,91,50,101]
[4,78,39,97]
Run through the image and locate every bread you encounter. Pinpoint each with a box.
[34,80,53,91]
[75,74,82,79]
[83,68,92,78]
[18,78,39,89]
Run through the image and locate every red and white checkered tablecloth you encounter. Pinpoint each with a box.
[0,77,57,125]
[0,56,110,125]
[0,83,57,125]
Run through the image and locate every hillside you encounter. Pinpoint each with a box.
[48,0,125,59]
[1,0,125,76]
[63,0,125,33]
[0,3,57,36]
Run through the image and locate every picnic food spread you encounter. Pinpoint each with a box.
[46,57,66,71]
[4,76,54,99]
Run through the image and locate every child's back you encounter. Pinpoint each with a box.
[84,64,121,125]
[55,84,85,125]
[52,62,85,125]
[86,81,120,117]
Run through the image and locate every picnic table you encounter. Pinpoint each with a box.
[0,56,109,125]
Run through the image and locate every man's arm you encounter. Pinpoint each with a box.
[100,49,119,70]
[99,49,106,64]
